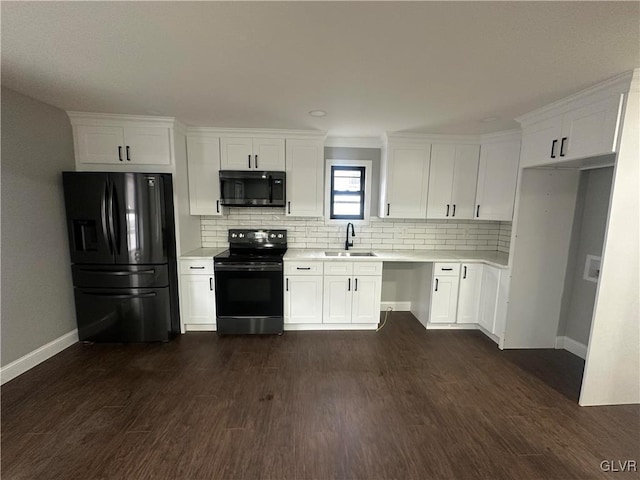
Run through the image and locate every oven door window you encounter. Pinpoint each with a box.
[215,269,283,317]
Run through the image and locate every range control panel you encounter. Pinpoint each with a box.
[228,229,287,246]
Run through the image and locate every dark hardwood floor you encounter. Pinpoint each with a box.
[2,312,639,480]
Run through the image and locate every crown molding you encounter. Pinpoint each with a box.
[515,70,634,127]
[324,136,383,148]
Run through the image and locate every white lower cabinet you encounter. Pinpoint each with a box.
[457,263,484,324]
[478,265,500,333]
[179,258,216,330]
[323,262,383,325]
[428,262,504,339]
[284,275,323,324]
[430,271,460,324]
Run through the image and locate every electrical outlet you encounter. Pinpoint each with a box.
[583,255,601,283]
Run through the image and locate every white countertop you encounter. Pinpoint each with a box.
[284,249,509,268]
[180,247,227,258]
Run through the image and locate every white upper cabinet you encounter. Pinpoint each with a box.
[220,136,285,170]
[74,125,125,164]
[519,91,624,168]
[427,144,479,219]
[475,136,521,221]
[560,95,623,161]
[123,127,172,165]
[285,138,324,217]
[69,113,174,169]
[186,135,222,216]
[380,139,431,219]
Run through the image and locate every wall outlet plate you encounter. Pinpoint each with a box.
[583,254,601,283]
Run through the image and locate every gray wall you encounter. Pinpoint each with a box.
[558,167,613,346]
[324,147,381,217]
[1,87,76,366]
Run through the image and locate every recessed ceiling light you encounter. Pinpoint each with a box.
[309,110,327,117]
[481,116,499,123]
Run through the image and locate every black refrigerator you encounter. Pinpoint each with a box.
[62,172,180,342]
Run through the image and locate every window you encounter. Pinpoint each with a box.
[329,166,366,220]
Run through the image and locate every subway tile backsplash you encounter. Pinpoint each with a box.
[201,208,513,253]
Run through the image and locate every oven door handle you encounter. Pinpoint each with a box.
[215,263,282,272]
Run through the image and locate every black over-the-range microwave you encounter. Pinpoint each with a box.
[219,171,286,207]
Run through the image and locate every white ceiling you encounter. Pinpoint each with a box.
[2,2,639,137]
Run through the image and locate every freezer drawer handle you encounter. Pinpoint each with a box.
[83,292,158,299]
[79,269,156,276]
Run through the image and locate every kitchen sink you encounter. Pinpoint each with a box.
[324,251,376,257]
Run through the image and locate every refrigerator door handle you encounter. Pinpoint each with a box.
[101,181,114,255]
[109,182,121,255]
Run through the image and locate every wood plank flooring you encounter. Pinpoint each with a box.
[2,312,639,480]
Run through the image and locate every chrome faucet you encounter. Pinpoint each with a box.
[345,222,355,250]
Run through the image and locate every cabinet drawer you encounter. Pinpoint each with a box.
[353,262,383,276]
[323,262,354,276]
[285,261,323,275]
[434,263,460,277]
[180,258,214,275]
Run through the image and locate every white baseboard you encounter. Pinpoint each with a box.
[555,336,588,359]
[285,324,377,331]
[426,323,478,330]
[380,301,411,311]
[184,324,217,332]
[1,329,78,385]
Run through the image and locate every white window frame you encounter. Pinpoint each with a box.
[324,159,372,225]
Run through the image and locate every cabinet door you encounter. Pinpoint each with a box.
[220,137,253,170]
[478,266,500,332]
[351,275,382,324]
[323,276,352,324]
[385,143,430,218]
[285,139,324,217]
[457,264,483,324]
[180,275,216,325]
[253,138,285,170]
[186,136,222,216]
[560,95,623,161]
[426,144,455,219]
[451,145,480,219]
[519,116,563,168]
[285,275,323,324]
[74,125,125,164]
[123,127,172,165]
[430,275,459,324]
[475,139,521,221]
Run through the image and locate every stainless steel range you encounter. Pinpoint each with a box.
[214,229,287,335]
